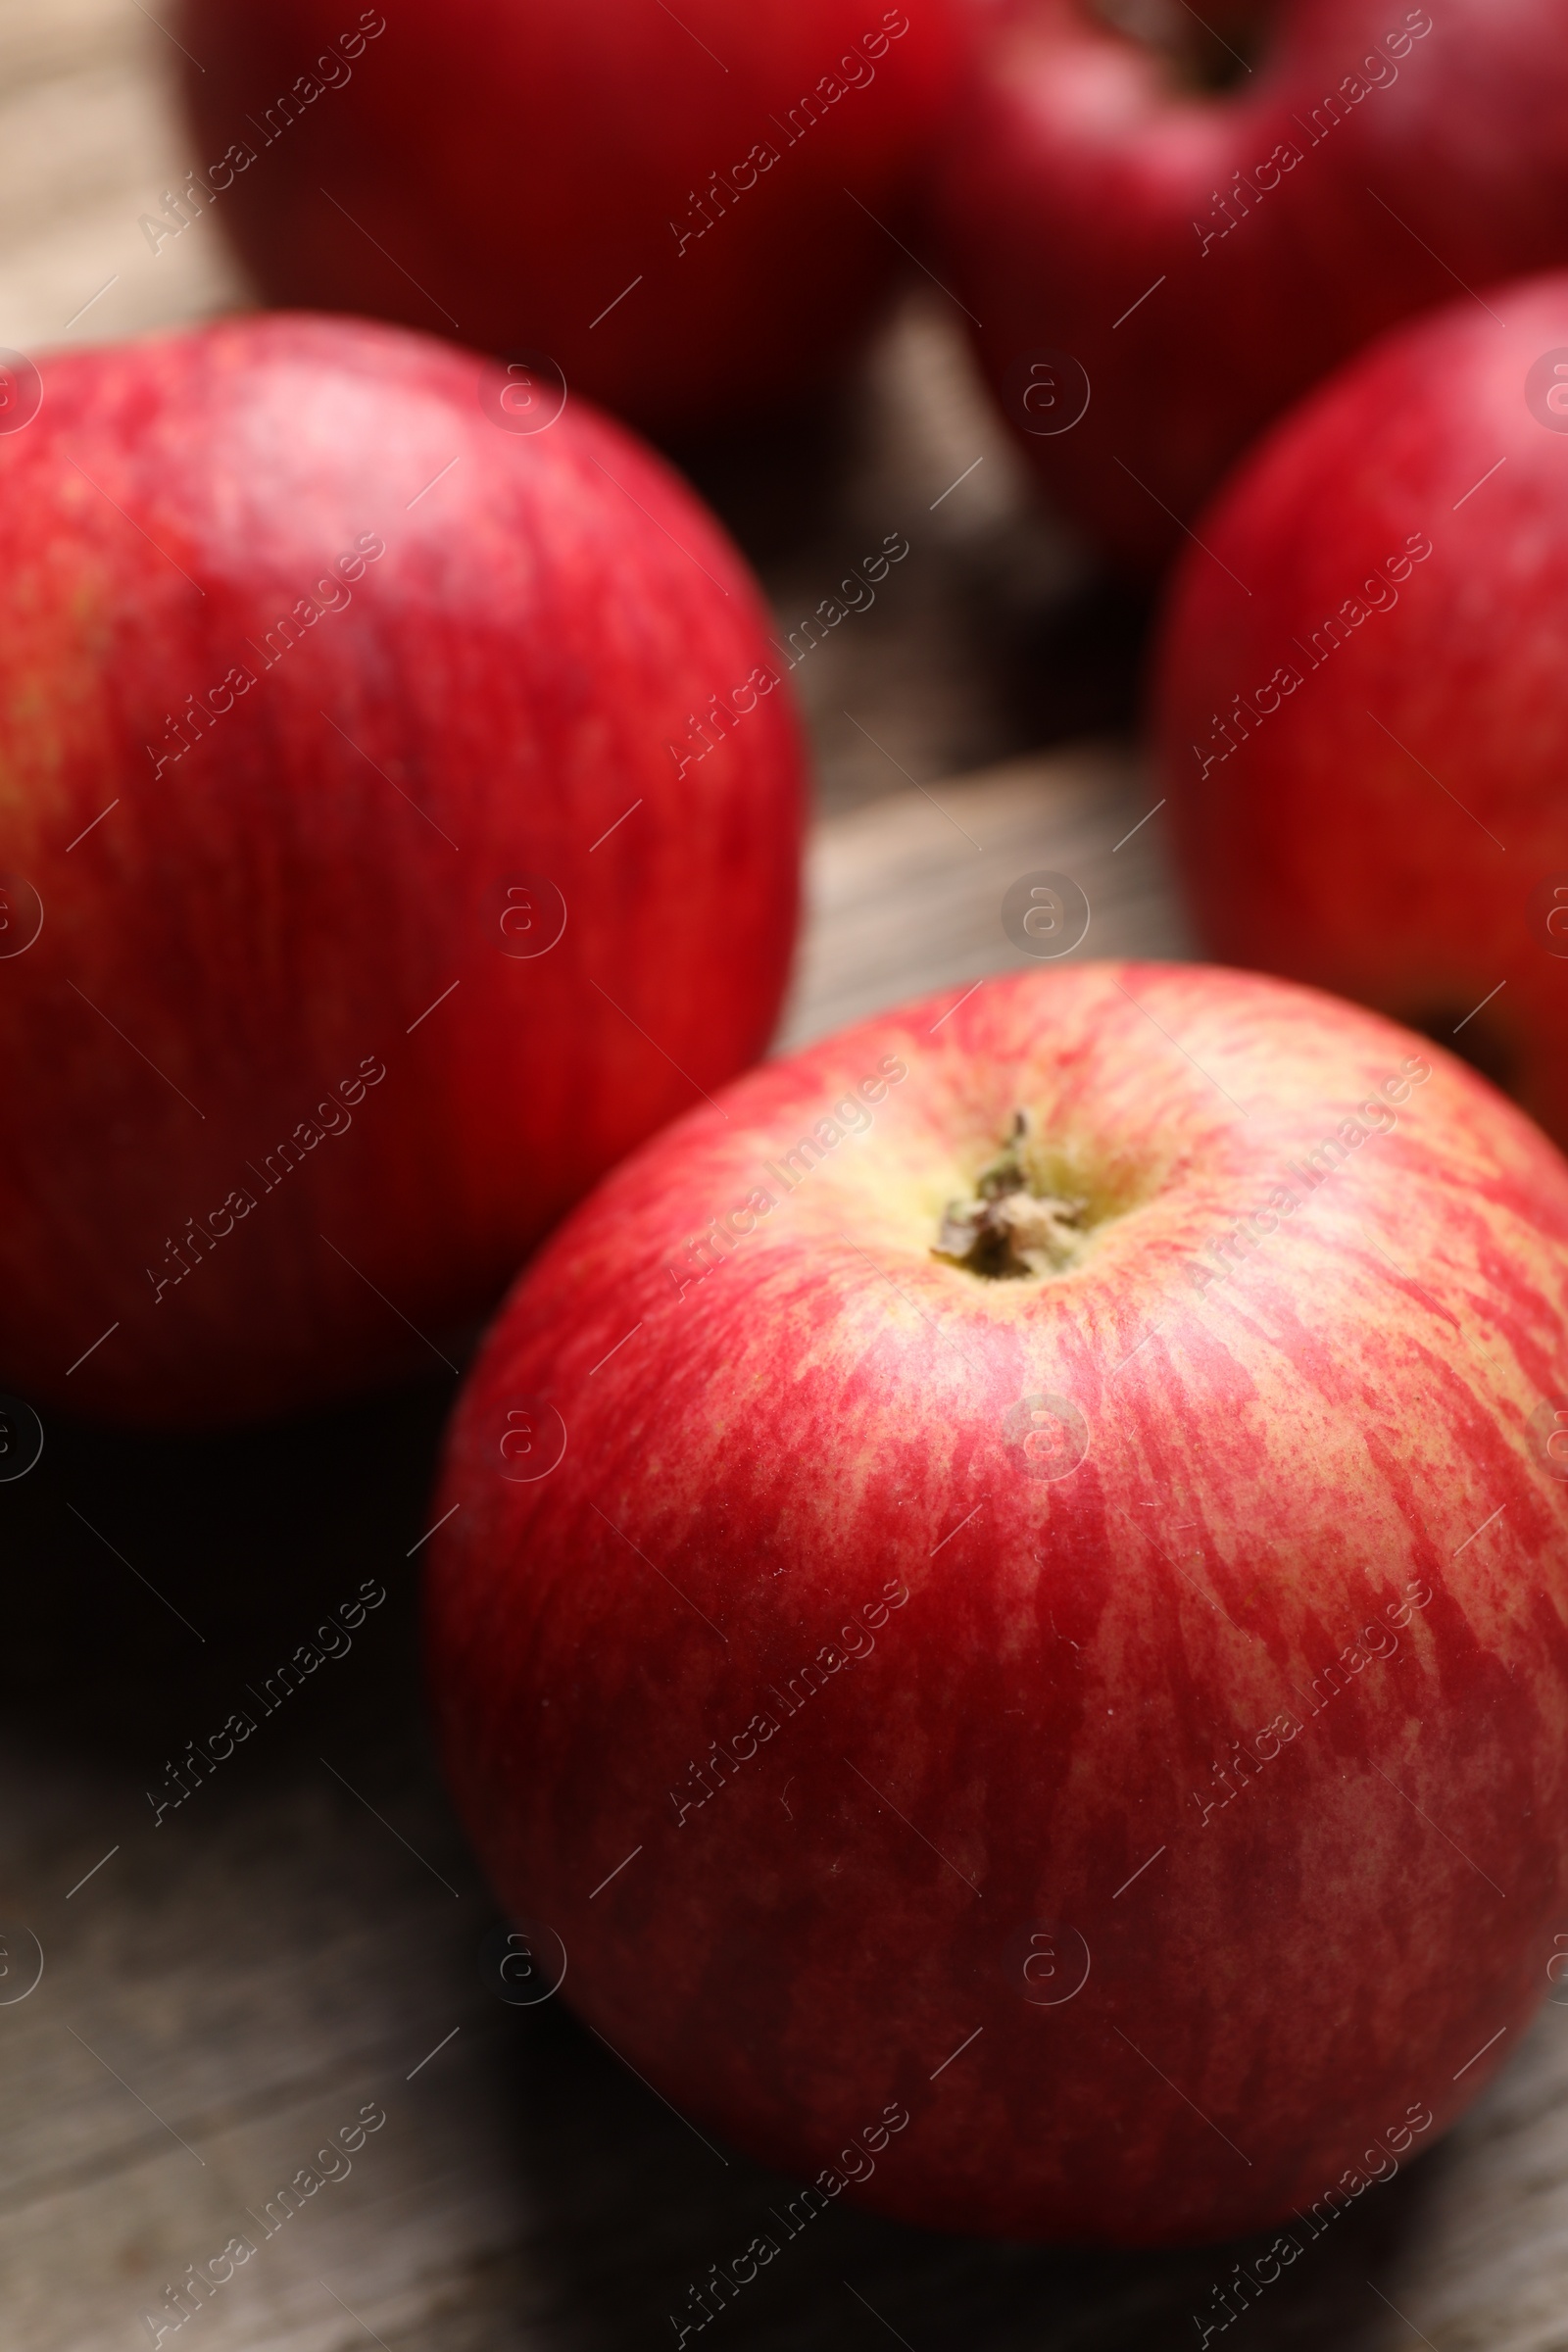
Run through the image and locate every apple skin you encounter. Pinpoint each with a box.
[1154,272,1568,1152]
[0,312,804,1429]
[426,960,1568,2245]
[937,0,1568,573]
[177,0,966,441]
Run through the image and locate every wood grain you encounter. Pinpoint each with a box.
[781,744,1191,1050]
[0,7,1563,2351]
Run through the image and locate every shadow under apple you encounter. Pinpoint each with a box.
[487,1989,1452,2352]
[0,1371,1453,2351]
[0,1371,456,1758]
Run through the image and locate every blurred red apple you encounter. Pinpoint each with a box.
[938,0,1568,572]
[427,960,1568,2245]
[0,312,804,1429]
[1155,271,1568,1148]
[174,0,965,441]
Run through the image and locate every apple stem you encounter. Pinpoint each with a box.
[933,1110,1092,1280]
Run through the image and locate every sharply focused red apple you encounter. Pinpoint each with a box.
[0,312,804,1429]
[937,0,1568,573]
[174,0,965,441]
[1155,271,1568,1150]
[427,960,1568,2246]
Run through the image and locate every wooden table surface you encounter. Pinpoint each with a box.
[2,7,1565,2350]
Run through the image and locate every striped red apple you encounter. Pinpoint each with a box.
[938,0,1568,572]
[427,960,1568,2243]
[0,312,804,1426]
[1154,271,1568,1152]
[177,0,967,439]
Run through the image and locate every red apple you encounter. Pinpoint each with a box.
[426,959,1568,2246]
[937,0,1568,573]
[1154,271,1568,1151]
[174,0,965,442]
[0,311,804,1429]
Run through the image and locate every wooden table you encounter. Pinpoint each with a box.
[2,8,1564,2349]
